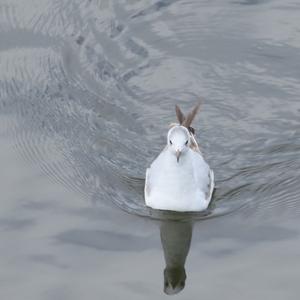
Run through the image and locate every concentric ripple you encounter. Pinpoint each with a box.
[0,0,300,222]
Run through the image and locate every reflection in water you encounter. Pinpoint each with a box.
[160,220,193,295]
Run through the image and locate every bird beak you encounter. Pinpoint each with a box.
[176,150,181,163]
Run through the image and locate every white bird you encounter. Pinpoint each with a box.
[145,103,214,212]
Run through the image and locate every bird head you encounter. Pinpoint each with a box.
[167,126,190,163]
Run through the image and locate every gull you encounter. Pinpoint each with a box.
[144,103,214,212]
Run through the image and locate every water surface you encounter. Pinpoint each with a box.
[0,0,300,299]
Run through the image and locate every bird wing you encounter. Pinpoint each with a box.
[191,151,214,205]
[144,147,168,203]
[206,169,215,203]
[144,167,151,198]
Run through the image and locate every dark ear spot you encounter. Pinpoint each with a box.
[175,105,185,125]
[188,126,195,135]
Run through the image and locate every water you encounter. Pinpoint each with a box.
[0,0,300,298]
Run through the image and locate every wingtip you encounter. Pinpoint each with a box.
[175,104,185,125]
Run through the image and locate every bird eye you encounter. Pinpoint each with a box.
[169,140,173,145]
[185,140,188,145]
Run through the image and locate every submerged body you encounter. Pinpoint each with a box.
[145,112,214,212]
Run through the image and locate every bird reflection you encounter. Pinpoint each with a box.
[160,220,193,295]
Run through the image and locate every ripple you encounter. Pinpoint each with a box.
[1,0,300,224]
[131,0,178,19]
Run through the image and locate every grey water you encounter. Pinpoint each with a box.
[0,0,300,298]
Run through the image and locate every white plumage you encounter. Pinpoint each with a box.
[144,104,214,212]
